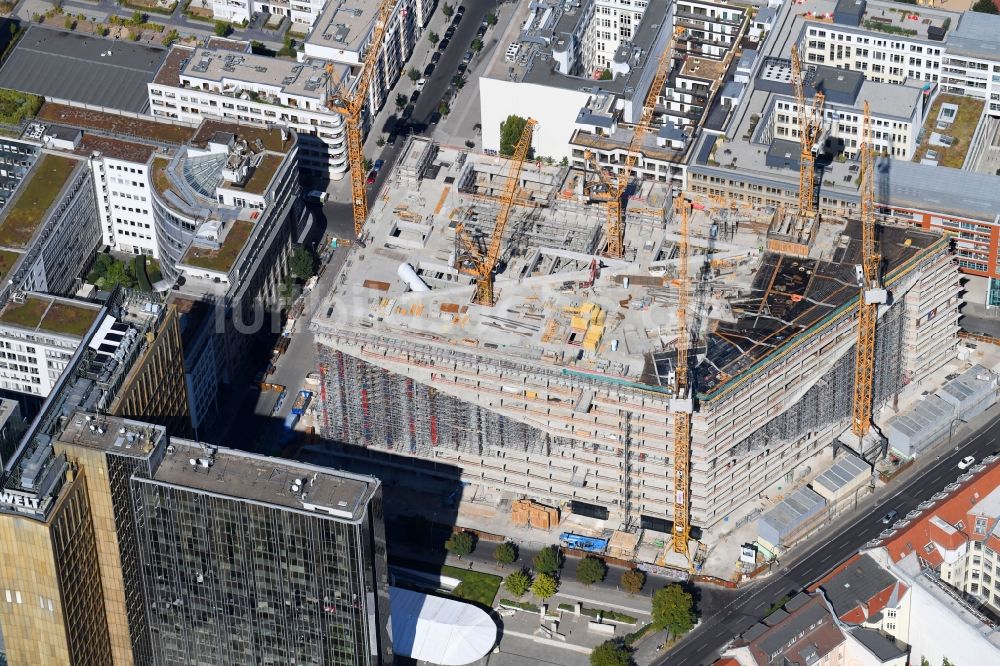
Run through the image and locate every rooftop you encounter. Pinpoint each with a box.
[0,26,166,113]
[814,553,901,621]
[314,139,946,403]
[191,120,291,154]
[36,102,196,145]
[742,594,845,666]
[939,9,999,60]
[0,294,101,338]
[0,249,21,281]
[147,439,380,521]
[76,133,158,163]
[174,47,350,102]
[307,0,384,54]
[857,1,954,41]
[56,412,166,459]
[911,93,983,169]
[0,153,80,250]
[179,219,254,275]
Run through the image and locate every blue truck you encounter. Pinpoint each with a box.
[283,390,313,431]
[559,532,609,554]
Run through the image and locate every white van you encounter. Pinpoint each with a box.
[306,190,329,204]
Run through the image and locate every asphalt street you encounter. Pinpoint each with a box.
[657,411,1000,666]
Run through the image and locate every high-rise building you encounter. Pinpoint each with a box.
[130,439,392,665]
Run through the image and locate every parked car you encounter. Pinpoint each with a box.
[445,25,456,40]
[410,89,420,103]
[416,77,427,90]
[423,61,435,75]
[462,50,474,63]
[431,51,442,64]
[881,510,898,525]
[958,455,976,470]
[476,25,487,38]
[457,5,466,15]
[456,62,467,76]
[373,159,385,172]
[452,13,462,25]
[366,169,377,185]
[439,38,450,51]
[429,112,441,125]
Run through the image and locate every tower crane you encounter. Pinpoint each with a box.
[603,31,679,259]
[851,101,887,443]
[326,0,396,238]
[455,119,536,306]
[670,194,693,555]
[790,44,825,216]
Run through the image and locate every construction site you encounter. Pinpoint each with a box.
[311,127,960,564]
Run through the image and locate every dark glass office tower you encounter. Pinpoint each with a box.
[130,440,392,666]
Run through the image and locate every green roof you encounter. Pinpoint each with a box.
[180,220,253,274]
[0,296,99,337]
[0,249,22,280]
[234,153,283,195]
[0,154,79,249]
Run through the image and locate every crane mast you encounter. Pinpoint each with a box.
[671,195,693,555]
[790,45,825,216]
[456,119,536,306]
[852,101,885,441]
[605,33,678,259]
[326,0,396,238]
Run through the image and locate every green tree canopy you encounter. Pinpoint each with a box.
[471,38,483,53]
[407,67,421,82]
[289,245,316,280]
[620,569,646,595]
[531,572,558,600]
[445,531,475,557]
[504,569,531,597]
[576,556,608,585]
[500,114,528,156]
[590,640,632,666]
[214,21,231,37]
[532,545,562,575]
[494,542,518,566]
[973,0,998,13]
[442,3,454,17]
[428,31,439,44]
[652,584,696,636]
[486,12,498,26]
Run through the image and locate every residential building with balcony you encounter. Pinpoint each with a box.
[148,46,350,179]
[673,0,747,59]
[940,12,1000,116]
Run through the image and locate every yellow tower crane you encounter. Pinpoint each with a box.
[326,0,396,238]
[671,194,693,555]
[852,101,886,442]
[455,119,537,306]
[603,31,679,259]
[790,44,825,216]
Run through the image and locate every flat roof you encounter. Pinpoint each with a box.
[0,249,21,282]
[884,159,1000,223]
[57,412,166,459]
[0,26,165,113]
[0,153,80,250]
[76,133,158,163]
[948,11,1000,61]
[307,0,383,53]
[812,450,870,495]
[37,102,196,145]
[191,120,291,154]
[0,294,101,338]
[146,439,380,521]
[176,47,349,102]
[179,219,254,274]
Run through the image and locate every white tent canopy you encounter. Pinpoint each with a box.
[388,586,497,665]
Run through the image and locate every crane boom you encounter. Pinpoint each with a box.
[852,101,882,441]
[672,195,692,555]
[605,36,677,259]
[457,119,536,306]
[327,0,396,238]
[790,45,824,216]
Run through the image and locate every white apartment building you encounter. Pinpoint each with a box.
[673,0,746,59]
[0,294,102,396]
[90,151,158,258]
[940,12,1000,116]
[584,0,649,72]
[211,0,326,29]
[149,47,351,179]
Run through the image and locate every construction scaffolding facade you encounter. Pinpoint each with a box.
[311,139,961,540]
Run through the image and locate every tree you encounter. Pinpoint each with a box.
[598,68,613,81]
[442,3,454,17]
[486,12,497,27]
[494,542,518,566]
[504,569,532,597]
[533,545,562,575]
[499,115,528,156]
[407,67,421,83]
[439,101,450,116]
[451,75,464,89]
[164,29,179,46]
[428,31,439,45]
[531,572,558,600]
[129,29,141,41]
[973,0,998,13]
[64,16,75,29]
[445,531,475,558]
[376,137,386,147]
[652,584,696,636]
[470,38,483,53]
[620,569,646,595]
[395,93,407,110]
[576,556,608,585]
[130,10,144,25]
[214,21,231,37]
[97,25,109,37]
[278,35,296,57]
[102,260,136,289]
[289,245,315,280]
[590,640,632,666]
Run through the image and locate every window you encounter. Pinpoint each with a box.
[976,517,988,534]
